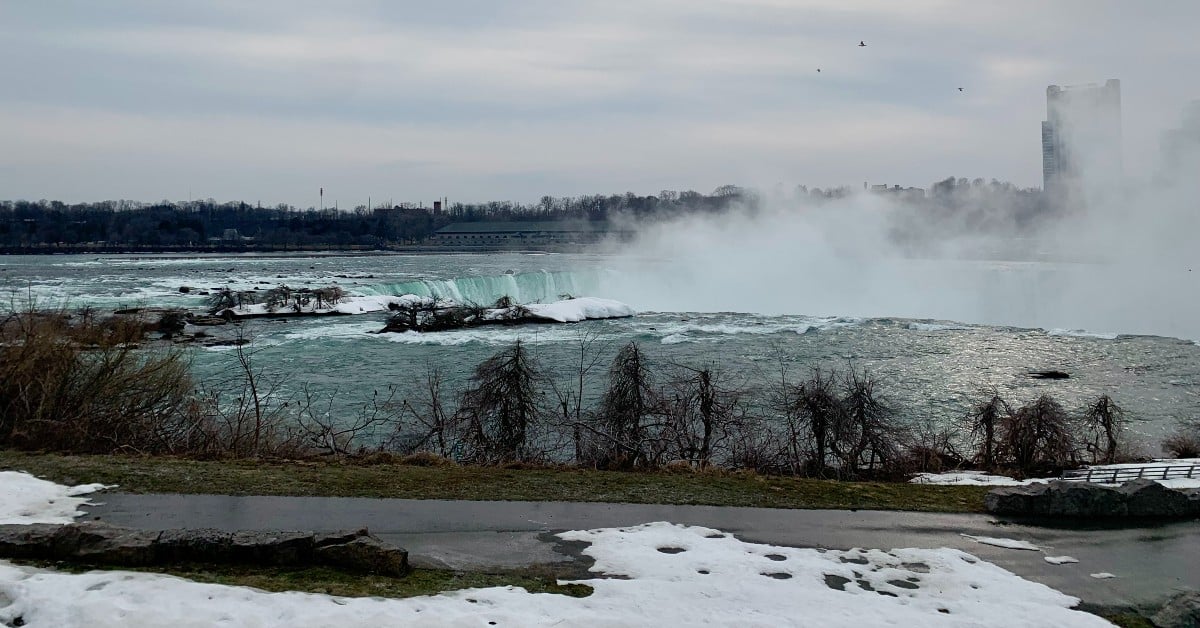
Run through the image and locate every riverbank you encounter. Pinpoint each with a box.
[0,450,989,513]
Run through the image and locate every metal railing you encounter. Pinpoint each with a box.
[1061,464,1200,483]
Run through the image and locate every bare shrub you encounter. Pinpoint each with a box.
[294,385,400,457]
[0,305,192,454]
[1163,426,1200,459]
[1000,394,1075,475]
[901,419,964,474]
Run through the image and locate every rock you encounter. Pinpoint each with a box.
[72,522,160,565]
[231,530,315,565]
[0,524,409,574]
[1029,370,1070,379]
[178,286,192,293]
[1152,590,1200,628]
[316,536,409,576]
[1039,481,1126,517]
[986,480,1200,518]
[1119,480,1195,517]
[0,524,66,559]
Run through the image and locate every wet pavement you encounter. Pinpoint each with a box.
[83,494,1200,610]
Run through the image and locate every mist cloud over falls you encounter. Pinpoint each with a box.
[596,175,1200,341]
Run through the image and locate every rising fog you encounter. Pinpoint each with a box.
[597,115,1200,340]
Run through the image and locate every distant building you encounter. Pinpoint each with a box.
[432,221,630,247]
[868,184,925,202]
[1161,100,1200,179]
[1041,79,1122,195]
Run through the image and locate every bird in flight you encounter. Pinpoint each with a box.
[859,40,867,47]
[958,87,964,91]
[817,68,821,72]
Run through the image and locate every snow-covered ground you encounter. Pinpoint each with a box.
[911,459,1200,489]
[0,472,1112,627]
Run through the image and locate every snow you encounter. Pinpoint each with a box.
[0,471,111,525]
[1045,556,1080,565]
[1046,328,1119,340]
[960,534,1041,551]
[910,471,1044,487]
[1090,573,1117,580]
[524,297,635,322]
[0,520,1111,627]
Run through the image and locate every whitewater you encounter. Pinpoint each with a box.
[3,251,1198,451]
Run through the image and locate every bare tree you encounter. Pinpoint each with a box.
[964,388,1011,469]
[546,330,606,464]
[661,363,745,469]
[460,339,544,463]
[393,365,463,458]
[830,367,903,478]
[1081,394,1126,464]
[589,341,660,468]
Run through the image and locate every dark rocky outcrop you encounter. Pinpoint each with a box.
[0,523,408,576]
[985,479,1200,518]
[1152,590,1200,628]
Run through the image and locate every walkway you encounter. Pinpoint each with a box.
[84,494,1200,611]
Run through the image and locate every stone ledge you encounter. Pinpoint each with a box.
[0,522,409,576]
[985,479,1200,518]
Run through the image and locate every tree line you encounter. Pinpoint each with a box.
[1,178,1045,250]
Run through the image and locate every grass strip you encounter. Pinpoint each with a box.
[15,559,591,599]
[0,450,989,513]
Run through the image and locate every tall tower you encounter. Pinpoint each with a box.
[1041,79,1122,195]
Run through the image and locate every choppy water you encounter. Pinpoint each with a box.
[3,252,1198,451]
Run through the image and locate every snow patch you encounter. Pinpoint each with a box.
[1045,556,1080,565]
[910,472,1044,487]
[1090,572,1117,579]
[1046,328,1119,340]
[960,534,1041,551]
[0,471,111,525]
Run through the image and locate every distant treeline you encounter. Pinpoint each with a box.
[1,178,1044,250]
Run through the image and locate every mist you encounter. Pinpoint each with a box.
[596,143,1200,341]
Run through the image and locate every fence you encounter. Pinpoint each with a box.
[1061,464,1199,483]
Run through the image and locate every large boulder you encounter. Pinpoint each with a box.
[1039,481,1127,517]
[1120,480,1196,518]
[986,481,1126,517]
[1153,590,1200,628]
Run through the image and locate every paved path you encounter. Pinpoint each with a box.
[84,494,1200,610]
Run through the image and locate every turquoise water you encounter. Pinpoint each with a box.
[3,252,1198,451]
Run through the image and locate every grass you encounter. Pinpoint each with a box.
[17,560,592,600]
[0,449,989,513]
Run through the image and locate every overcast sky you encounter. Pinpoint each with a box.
[2,1,1198,207]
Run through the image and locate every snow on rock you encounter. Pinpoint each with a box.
[1045,556,1080,565]
[0,471,111,525]
[960,534,1041,551]
[524,297,635,322]
[0,522,1111,627]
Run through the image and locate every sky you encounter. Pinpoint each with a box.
[1,1,1198,208]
